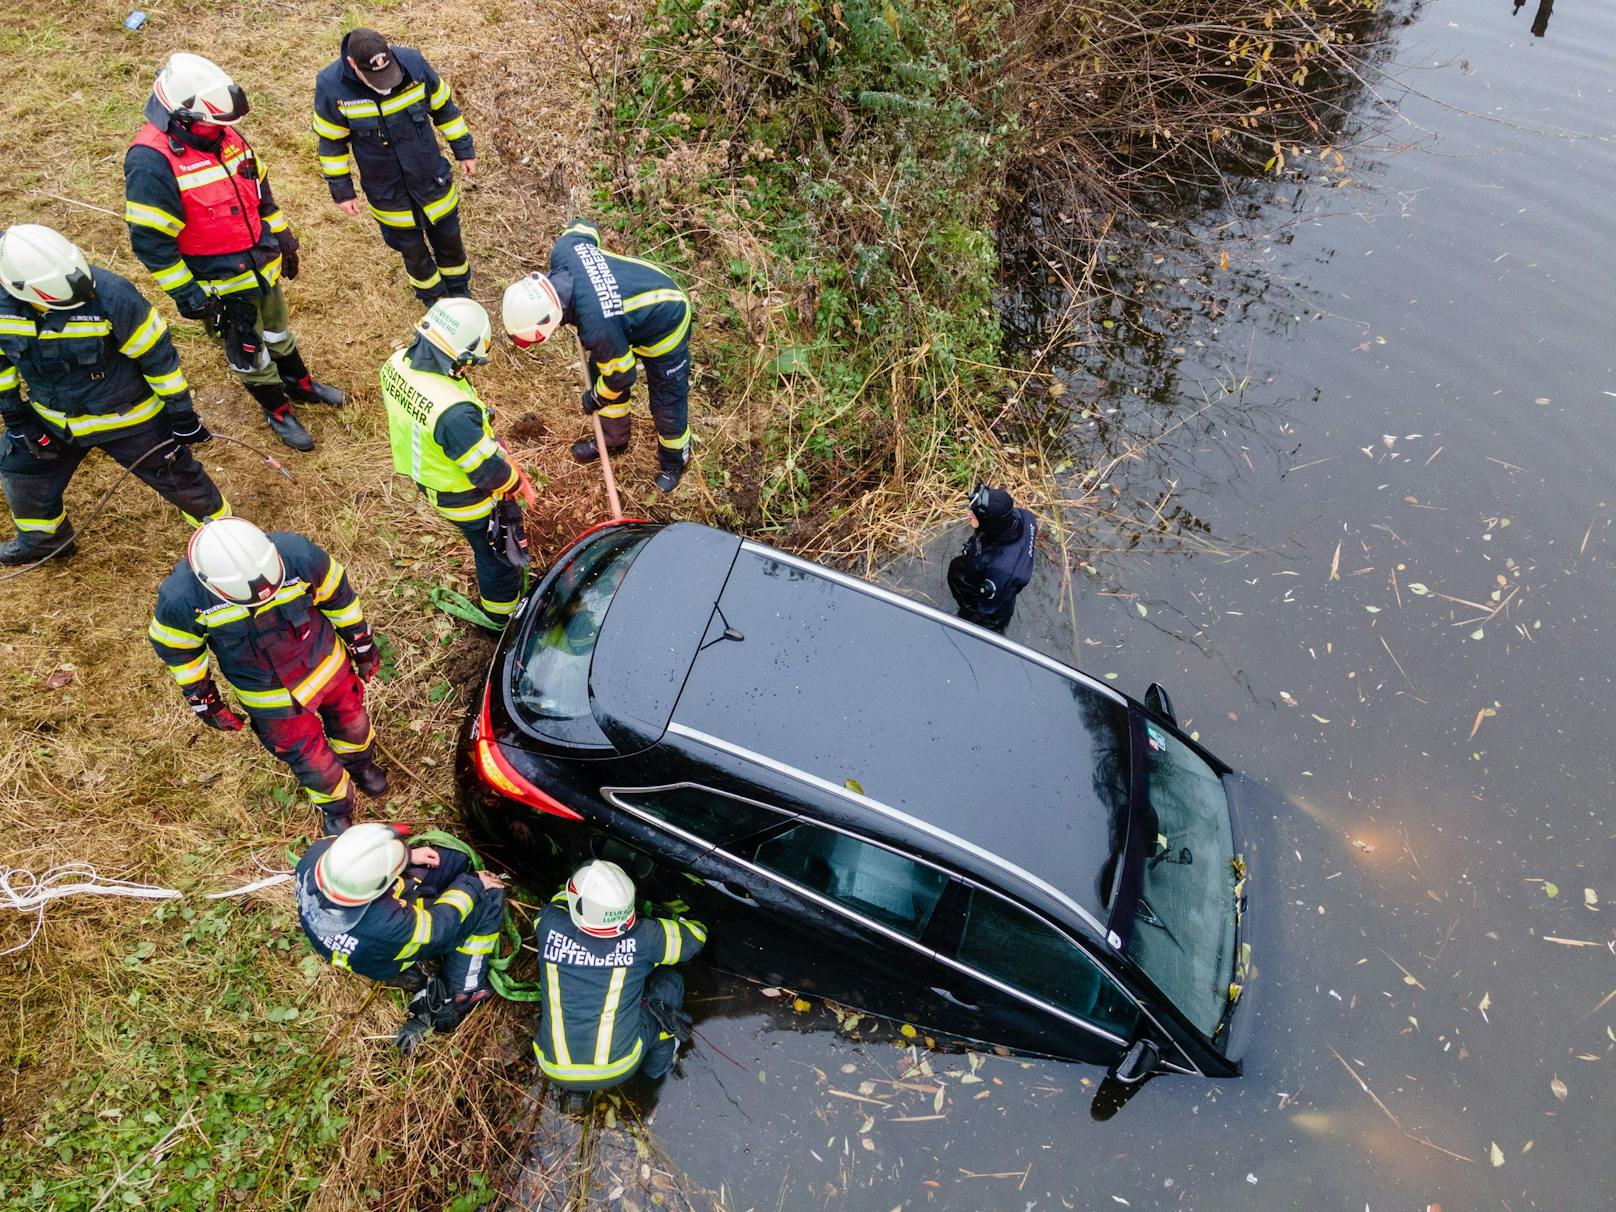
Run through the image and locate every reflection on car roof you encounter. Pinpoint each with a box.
[670,546,1131,920]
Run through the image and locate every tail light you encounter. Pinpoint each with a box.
[471,683,582,821]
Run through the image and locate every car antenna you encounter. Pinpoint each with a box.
[702,603,745,649]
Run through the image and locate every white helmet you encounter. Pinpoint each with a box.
[417,297,491,370]
[501,273,564,349]
[153,53,249,126]
[188,517,284,605]
[566,860,636,937]
[0,225,94,310]
[314,823,408,906]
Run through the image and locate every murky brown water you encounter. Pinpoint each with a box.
[520,4,1616,1208]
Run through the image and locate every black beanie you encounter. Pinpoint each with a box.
[970,486,1019,542]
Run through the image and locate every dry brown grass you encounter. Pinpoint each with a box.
[0,2,723,1207]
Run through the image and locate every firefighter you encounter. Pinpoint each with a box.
[379,297,536,628]
[501,217,694,493]
[533,860,705,1103]
[313,28,476,303]
[149,517,387,835]
[124,53,344,454]
[0,224,228,565]
[295,823,505,1056]
[946,484,1038,634]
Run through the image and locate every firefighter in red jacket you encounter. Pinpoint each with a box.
[124,53,343,453]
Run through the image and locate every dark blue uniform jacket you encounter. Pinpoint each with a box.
[547,219,691,405]
[312,40,473,209]
[295,838,487,983]
[0,268,192,442]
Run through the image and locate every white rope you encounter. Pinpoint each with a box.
[0,863,292,957]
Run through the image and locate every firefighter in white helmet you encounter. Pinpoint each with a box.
[125,53,344,453]
[379,297,537,629]
[501,214,694,494]
[0,223,229,565]
[148,517,387,835]
[294,823,506,1055]
[532,859,706,1104]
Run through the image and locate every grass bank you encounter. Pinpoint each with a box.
[0,1,1388,1208]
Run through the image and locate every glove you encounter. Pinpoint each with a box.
[580,389,604,415]
[222,298,268,374]
[349,629,381,682]
[178,295,225,334]
[168,411,212,445]
[8,419,62,463]
[184,681,245,731]
[276,230,301,280]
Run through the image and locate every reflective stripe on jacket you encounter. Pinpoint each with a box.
[294,838,488,982]
[548,218,691,405]
[312,42,472,215]
[0,268,192,441]
[124,96,287,312]
[148,531,367,719]
[379,347,499,503]
[532,900,706,1088]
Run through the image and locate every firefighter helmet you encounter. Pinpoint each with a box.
[417,297,491,370]
[188,517,285,605]
[314,823,408,907]
[565,860,637,937]
[0,224,94,310]
[153,53,250,127]
[501,272,564,348]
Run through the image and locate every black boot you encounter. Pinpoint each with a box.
[320,806,353,836]
[0,530,76,566]
[352,761,390,798]
[654,447,690,494]
[571,436,628,464]
[247,383,315,452]
[274,350,345,406]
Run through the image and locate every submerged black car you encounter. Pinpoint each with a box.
[459,520,1252,1081]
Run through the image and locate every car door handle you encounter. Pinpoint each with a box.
[707,878,755,904]
[930,985,979,1010]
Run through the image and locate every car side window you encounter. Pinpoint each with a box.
[612,785,789,847]
[749,823,947,939]
[953,887,1139,1038]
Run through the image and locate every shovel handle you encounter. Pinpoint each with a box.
[575,332,623,520]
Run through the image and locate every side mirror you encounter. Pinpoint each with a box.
[1144,683,1176,724]
[1107,1037,1160,1086]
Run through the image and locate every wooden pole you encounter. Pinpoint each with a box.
[574,334,623,520]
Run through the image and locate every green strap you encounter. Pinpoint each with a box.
[413,828,545,1002]
[429,587,503,632]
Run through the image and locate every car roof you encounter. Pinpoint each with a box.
[667,539,1134,925]
[590,523,741,747]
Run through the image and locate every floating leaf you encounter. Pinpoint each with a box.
[1550,1075,1568,1102]
[1364,605,1382,614]
[900,1024,917,1039]
[1544,882,1560,898]
[792,997,811,1013]
[843,777,865,794]
[1585,888,1598,909]
[1489,1141,1504,1167]
[1469,627,1485,641]
[1479,992,1491,1017]
[1135,602,1148,617]
[1406,582,1429,595]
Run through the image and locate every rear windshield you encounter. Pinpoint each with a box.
[511,528,649,741]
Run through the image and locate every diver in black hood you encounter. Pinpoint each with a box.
[946,485,1037,634]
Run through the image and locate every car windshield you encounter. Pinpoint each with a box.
[512,529,649,729]
[1122,720,1237,1038]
